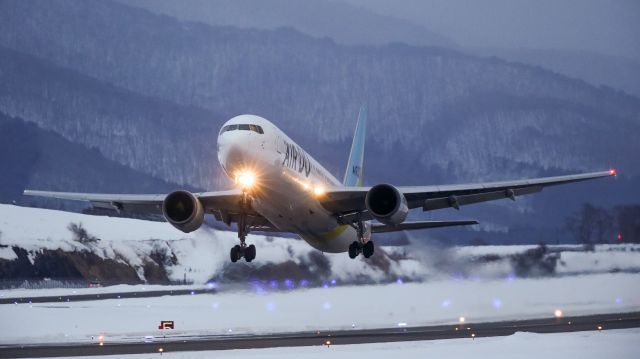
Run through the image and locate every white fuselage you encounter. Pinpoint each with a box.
[217,115,369,253]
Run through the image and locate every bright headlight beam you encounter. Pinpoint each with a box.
[236,171,256,189]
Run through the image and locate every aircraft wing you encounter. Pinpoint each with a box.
[321,170,616,222]
[23,189,242,214]
[22,189,277,230]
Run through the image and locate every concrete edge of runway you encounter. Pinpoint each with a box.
[0,288,217,305]
[1,311,639,358]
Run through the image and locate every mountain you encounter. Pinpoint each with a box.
[0,112,179,208]
[118,0,455,48]
[0,45,226,189]
[0,0,638,235]
[0,0,638,179]
[473,47,640,99]
[120,0,640,98]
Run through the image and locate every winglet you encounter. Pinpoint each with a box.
[343,106,367,187]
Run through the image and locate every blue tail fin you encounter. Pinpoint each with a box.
[343,106,367,187]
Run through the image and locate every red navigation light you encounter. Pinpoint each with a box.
[618,233,623,241]
[609,168,617,176]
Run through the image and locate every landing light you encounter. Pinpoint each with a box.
[313,186,325,197]
[554,309,563,318]
[235,171,256,189]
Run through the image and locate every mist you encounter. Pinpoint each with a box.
[343,0,640,60]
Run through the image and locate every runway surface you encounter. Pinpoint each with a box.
[0,288,217,305]
[1,311,638,358]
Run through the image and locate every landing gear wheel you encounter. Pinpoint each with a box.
[245,244,256,262]
[229,191,257,263]
[363,240,374,258]
[348,241,360,259]
[230,245,241,263]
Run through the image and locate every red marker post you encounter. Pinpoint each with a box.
[158,321,174,330]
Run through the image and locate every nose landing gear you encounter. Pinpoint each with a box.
[230,191,257,263]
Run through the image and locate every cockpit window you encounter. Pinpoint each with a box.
[220,124,264,134]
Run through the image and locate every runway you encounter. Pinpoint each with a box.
[0,288,217,305]
[1,311,638,358]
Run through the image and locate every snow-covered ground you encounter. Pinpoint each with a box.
[0,204,427,283]
[56,329,640,359]
[1,272,638,344]
[1,204,639,349]
[2,204,639,286]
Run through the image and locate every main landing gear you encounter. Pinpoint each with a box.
[348,221,374,259]
[230,191,257,263]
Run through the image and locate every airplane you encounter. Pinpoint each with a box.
[24,107,616,262]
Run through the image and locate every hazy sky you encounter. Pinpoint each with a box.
[343,0,640,60]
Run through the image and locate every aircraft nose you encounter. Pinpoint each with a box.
[217,131,254,174]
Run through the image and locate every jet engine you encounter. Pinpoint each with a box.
[365,184,408,225]
[162,190,204,233]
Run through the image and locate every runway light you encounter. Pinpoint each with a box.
[459,316,465,324]
[397,322,408,327]
[615,297,622,304]
[597,325,603,331]
[554,309,563,318]
[325,340,332,347]
[471,333,476,340]
[99,342,103,346]
[158,347,164,354]
[492,298,502,309]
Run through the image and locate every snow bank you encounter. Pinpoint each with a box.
[2,204,640,285]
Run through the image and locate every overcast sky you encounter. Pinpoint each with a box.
[343,0,640,60]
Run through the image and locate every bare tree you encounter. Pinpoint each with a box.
[566,203,614,244]
[67,222,100,244]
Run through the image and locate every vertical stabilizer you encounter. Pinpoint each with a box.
[343,106,367,187]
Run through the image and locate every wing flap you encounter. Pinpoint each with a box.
[371,220,478,233]
[422,186,542,211]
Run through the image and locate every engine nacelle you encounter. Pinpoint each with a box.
[365,184,408,225]
[162,190,204,233]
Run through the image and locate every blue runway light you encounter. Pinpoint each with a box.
[493,298,502,309]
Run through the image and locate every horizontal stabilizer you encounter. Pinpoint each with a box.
[371,220,478,233]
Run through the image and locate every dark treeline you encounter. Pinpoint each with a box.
[565,203,640,244]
